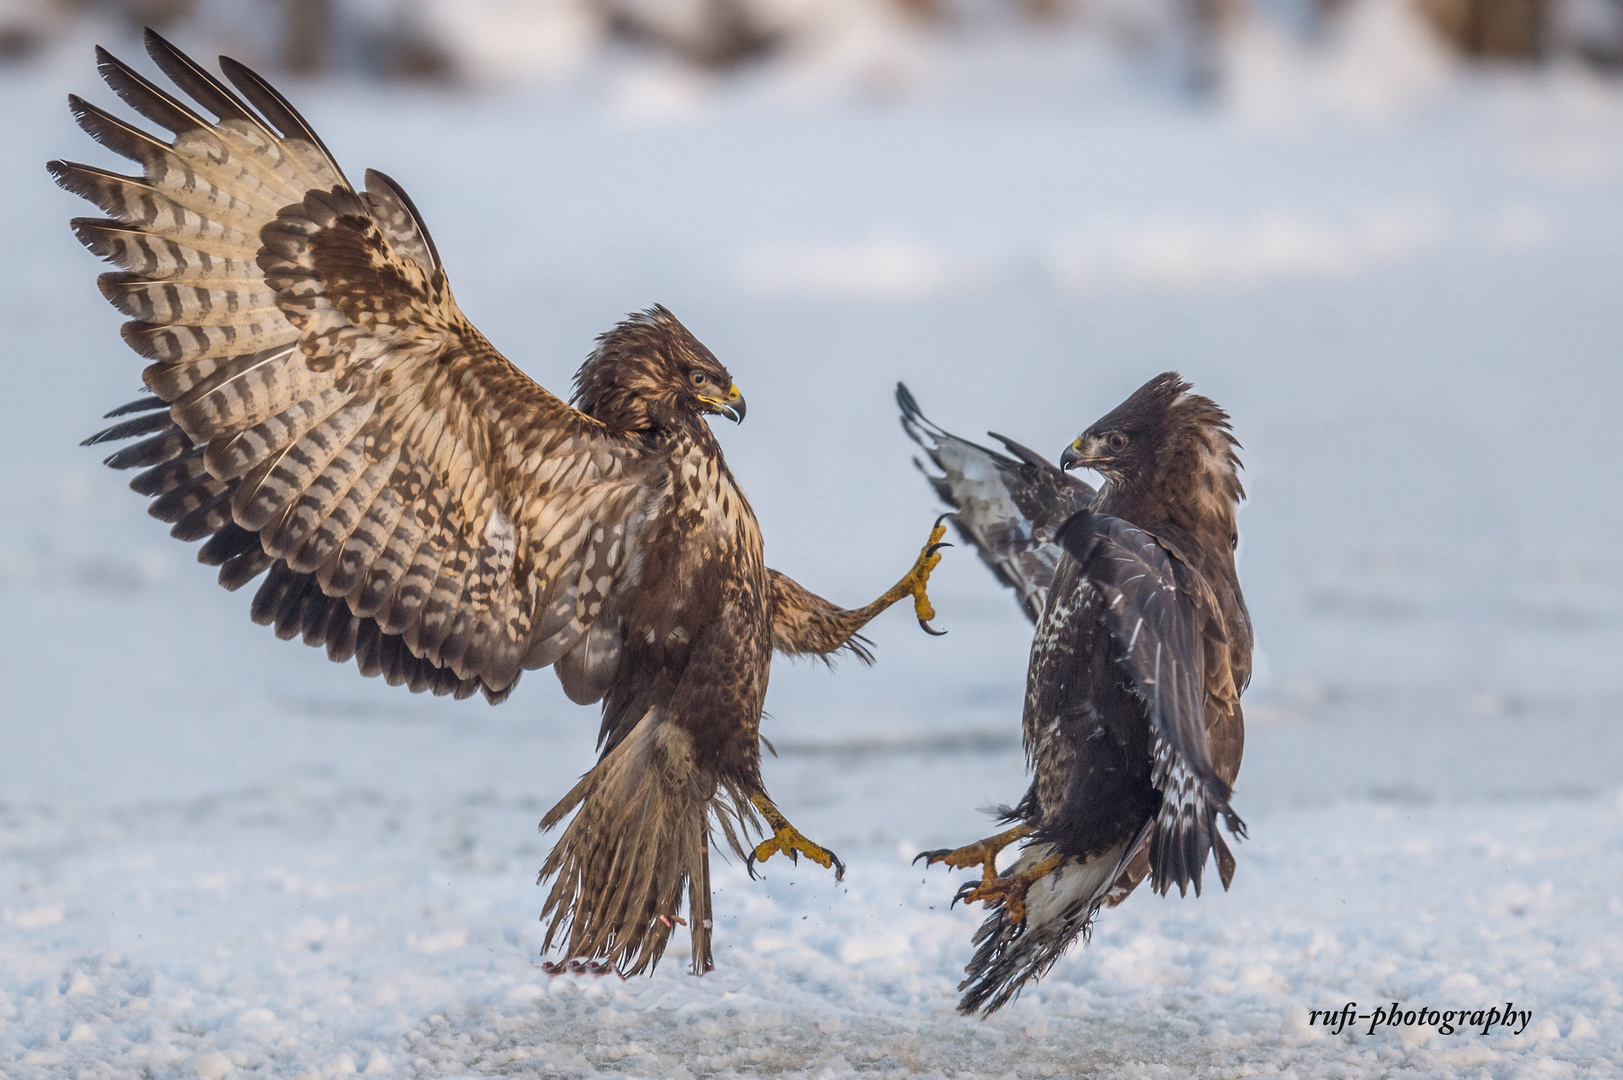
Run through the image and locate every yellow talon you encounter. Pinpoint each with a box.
[952,853,1065,927]
[747,795,845,882]
[899,514,951,635]
[914,824,1034,883]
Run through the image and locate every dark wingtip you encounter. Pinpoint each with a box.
[896,380,948,445]
[895,381,917,413]
[101,396,169,419]
[141,25,173,62]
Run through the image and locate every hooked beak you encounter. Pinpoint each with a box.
[1059,438,1097,471]
[700,383,747,424]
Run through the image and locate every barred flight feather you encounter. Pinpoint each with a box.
[149,471,229,523]
[72,220,256,283]
[126,446,197,499]
[99,275,280,327]
[295,445,401,576]
[124,319,294,366]
[102,427,189,469]
[171,490,235,542]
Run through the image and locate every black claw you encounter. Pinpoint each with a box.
[925,541,953,557]
[919,618,948,636]
[933,511,953,530]
[952,882,977,909]
[832,853,846,883]
[745,852,761,880]
[914,848,947,867]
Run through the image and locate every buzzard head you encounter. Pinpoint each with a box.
[1059,371,1243,534]
[574,305,746,434]
[1059,371,1191,484]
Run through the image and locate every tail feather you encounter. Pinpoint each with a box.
[538,713,747,976]
[958,827,1147,1016]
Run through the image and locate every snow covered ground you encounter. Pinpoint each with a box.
[3,12,1623,1076]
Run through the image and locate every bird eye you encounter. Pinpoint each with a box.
[691,371,708,386]
[1106,432,1128,452]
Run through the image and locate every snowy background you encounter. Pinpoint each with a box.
[3,2,1623,1076]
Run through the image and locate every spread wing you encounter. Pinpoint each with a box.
[61,33,656,702]
[897,383,1093,622]
[1056,511,1245,897]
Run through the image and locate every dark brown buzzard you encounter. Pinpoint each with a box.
[56,32,949,978]
[904,374,1250,1014]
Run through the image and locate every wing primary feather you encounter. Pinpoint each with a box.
[218,56,352,190]
[101,428,189,469]
[322,602,360,663]
[170,489,234,542]
[93,45,207,134]
[198,522,260,566]
[67,95,170,164]
[987,431,1062,472]
[143,29,261,127]
[83,410,174,445]
[130,446,206,497]
[102,395,171,419]
[219,546,273,591]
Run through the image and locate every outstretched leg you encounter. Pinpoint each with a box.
[874,514,952,635]
[767,516,953,661]
[915,824,1034,882]
[746,792,845,882]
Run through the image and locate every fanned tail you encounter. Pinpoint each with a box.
[538,712,752,976]
[957,826,1147,1016]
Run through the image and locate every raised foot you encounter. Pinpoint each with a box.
[951,854,1065,928]
[748,822,845,882]
[904,513,953,635]
[914,824,1034,882]
[746,795,845,882]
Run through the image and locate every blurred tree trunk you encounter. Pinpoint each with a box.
[1414,0,1548,58]
[284,0,333,74]
[1187,0,1247,95]
[598,0,775,68]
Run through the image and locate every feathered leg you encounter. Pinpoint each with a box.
[768,516,952,658]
